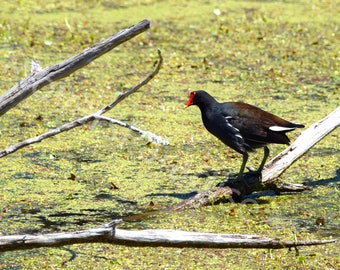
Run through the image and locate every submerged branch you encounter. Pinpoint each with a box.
[171,187,234,210]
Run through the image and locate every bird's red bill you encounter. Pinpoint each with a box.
[185,91,195,107]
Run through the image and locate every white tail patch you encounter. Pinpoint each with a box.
[269,126,296,132]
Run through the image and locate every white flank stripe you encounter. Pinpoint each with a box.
[225,118,240,132]
[235,134,243,140]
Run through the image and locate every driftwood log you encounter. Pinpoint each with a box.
[0,220,335,252]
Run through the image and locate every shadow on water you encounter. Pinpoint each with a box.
[33,209,131,232]
[9,167,339,235]
[180,168,234,179]
[156,166,340,207]
[12,194,140,234]
[146,191,198,200]
[303,168,340,187]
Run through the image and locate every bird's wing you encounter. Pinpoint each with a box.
[205,113,254,153]
[224,116,253,151]
[220,102,291,145]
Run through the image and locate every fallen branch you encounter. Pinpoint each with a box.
[0,19,151,117]
[0,220,335,252]
[0,49,167,158]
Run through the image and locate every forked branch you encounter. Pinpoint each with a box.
[0,49,167,158]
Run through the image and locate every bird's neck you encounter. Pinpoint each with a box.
[197,100,218,112]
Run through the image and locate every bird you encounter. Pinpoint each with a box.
[185,90,304,180]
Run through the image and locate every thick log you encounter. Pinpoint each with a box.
[0,220,335,252]
[0,19,151,117]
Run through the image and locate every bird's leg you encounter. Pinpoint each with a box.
[257,146,269,173]
[237,153,248,180]
[246,146,269,174]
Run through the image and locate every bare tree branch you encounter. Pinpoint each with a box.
[0,19,151,117]
[96,49,163,115]
[95,115,169,145]
[0,49,167,158]
[0,220,335,252]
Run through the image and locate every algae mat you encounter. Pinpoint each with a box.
[0,0,339,269]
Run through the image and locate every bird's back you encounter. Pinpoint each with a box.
[221,102,304,146]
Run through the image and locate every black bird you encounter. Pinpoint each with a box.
[185,90,304,180]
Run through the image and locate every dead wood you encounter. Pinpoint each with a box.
[262,106,340,183]
[0,19,151,117]
[171,187,234,210]
[0,49,167,158]
[0,219,335,252]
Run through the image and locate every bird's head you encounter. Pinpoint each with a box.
[185,90,215,109]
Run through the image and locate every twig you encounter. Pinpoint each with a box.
[97,49,163,115]
[95,115,169,145]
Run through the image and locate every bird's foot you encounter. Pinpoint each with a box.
[246,166,263,176]
[242,172,262,188]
